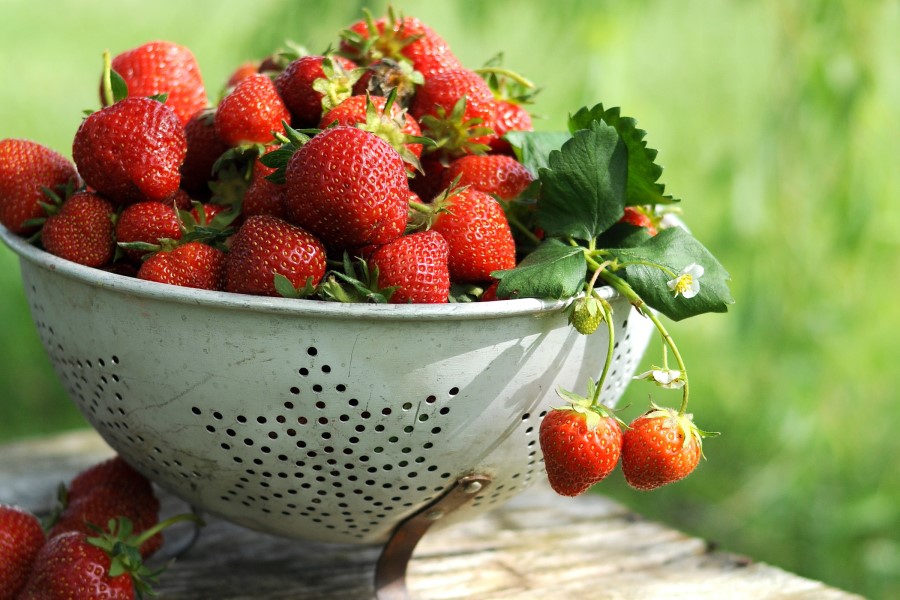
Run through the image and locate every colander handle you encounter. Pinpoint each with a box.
[375,474,493,600]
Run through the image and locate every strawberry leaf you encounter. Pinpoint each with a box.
[109,69,129,103]
[492,239,586,299]
[569,103,678,205]
[505,130,571,178]
[606,227,734,320]
[536,120,627,242]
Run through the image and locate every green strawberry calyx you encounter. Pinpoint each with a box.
[554,379,625,431]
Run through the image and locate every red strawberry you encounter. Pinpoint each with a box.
[284,126,409,250]
[368,230,450,304]
[106,40,208,126]
[41,192,115,267]
[481,280,500,302]
[0,505,46,600]
[409,153,451,203]
[242,151,288,221]
[275,55,359,128]
[320,94,423,172]
[66,456,154,501]
[430,187,516,283]
[19,528,147,600]
[137,241,226,291]
[441,154,534,201]
[115,200,182,262]
[410,68,498,154]
[539,395,623,497]
[340,12,462,81]
[491,99,534,153]
[215,73,290,146]
[619,206,658,236]
[0,139,80,235]
[73,97,187,205]
[226,60,262,89]
[224,215,327,296]
[621,406,705,490]
[49,484,162,559]
[180,108,230,195]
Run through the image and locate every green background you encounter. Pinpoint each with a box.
[1,1,897,597]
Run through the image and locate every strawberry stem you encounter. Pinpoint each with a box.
[473,67,535,90]
[597,268,691,415]
[590,293,615,407]
[101,50,115,107]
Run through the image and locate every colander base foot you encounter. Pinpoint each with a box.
[375,474,492,600]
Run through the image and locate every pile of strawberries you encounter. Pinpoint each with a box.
[0,9,592,304]
[0,456,181,599]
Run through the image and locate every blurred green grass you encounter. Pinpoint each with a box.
[1,0,898,597]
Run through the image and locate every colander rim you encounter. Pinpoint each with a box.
[1,224,618,321]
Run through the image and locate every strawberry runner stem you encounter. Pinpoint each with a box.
[101,50,115,107]
[590,293,615,408]
[591,265,691,416]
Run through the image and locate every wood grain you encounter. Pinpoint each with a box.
[0,430,863,599]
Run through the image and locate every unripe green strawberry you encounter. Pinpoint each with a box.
[569,296,604,335]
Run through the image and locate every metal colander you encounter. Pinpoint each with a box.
[2,227,652,545]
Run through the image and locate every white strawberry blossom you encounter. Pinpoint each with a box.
[667,263,704,299]
[633,368,685,389]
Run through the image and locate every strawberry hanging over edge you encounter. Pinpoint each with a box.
[539,381,624,497]
[40,191,116,268]
[621,405,710,491]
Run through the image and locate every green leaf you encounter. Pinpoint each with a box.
[505,130,570,177]
[607,227,734,321]
[536,121,627,242]
[109,69,129,103]
[493,239,587,299]
[569,103,678,205]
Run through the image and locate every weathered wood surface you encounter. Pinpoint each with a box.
[1,429,863,600]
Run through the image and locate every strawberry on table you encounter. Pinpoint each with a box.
[224,214,327,296]
[73,97,187,206]
[284,126,410,250]
[0,504,46,600]
[215,73,291,146]
[621,406,705,490]
[0,138,80,235]
[106,40,208,126]
[41,192,116,268]
[368,229,451,304]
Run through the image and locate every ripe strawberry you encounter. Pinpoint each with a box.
[441,154,534,201]
[72,97,187,205]
[409,68,498,154]
[368,230,450,304]
[66,456,154,501]
[242,151,288,221]
[619,206,658,236]
[137,241,226,291]
[340,12,462,81]
[49,484,163,558]
[539,393,623,497]
[115,200,182,262]
[491,99,534,153]
[224,215,327,296]
[226,60,261,89]
[0,138,80,235]
[481,280,500,301]
[430,188,516,283]
[106,40,208,126]
[215,73,291,146]
[41,192,115,267]
[621,406,705,490]
[19,528,150,600]
[180,108,230,195]
[319,93,424,171]
[284,126,409,250]
[0,505,46,600]
[275,55,359,128]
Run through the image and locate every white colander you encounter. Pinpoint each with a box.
[2,226,652,546]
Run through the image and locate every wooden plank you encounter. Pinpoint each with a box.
[0,430,863,600]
